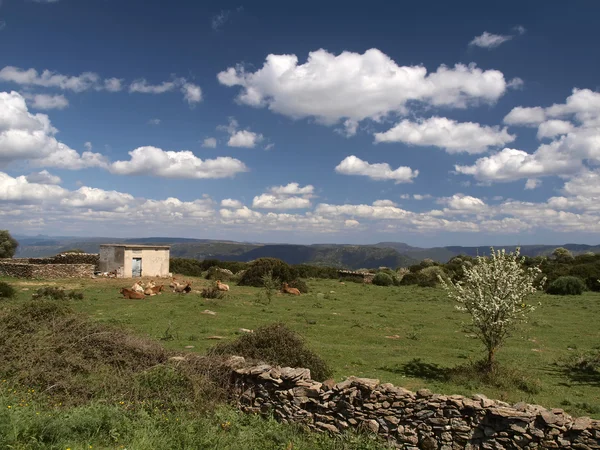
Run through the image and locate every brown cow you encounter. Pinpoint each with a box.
[216,280,229,291]
[151,285,164,295]
[282,282,300,296]
[120,288,145,299]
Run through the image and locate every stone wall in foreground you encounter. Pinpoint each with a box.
[231,361,600,449]
[0,262,95,279]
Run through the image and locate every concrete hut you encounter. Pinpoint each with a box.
[99,244,170,278]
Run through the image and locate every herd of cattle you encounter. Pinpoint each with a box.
[118,277,301,299]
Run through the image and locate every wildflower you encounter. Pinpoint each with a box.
[7,405,11,409]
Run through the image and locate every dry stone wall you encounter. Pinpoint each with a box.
[231,360,600,449]
[0,261,95,279]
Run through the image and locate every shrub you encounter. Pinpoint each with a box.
[288,278,309,293]
[546,276,586,296]
[372,272,393,286]
[292,264,338,279]
[170,258,204,277]
[32,287,84,300]
[238,258,294,287]
[201,286,225,299]
[420,266,448,286]
[0,281,16,299]
[205,266,233,281]
[0,230,18,258]
[440,247,545,369]
[208,323,332,381]
[338,275,364,283]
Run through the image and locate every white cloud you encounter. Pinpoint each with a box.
[269,183,314,196]
[372,199,397,207]
[442,194,487,211]
[455,146,581,182]
[83,141,93,151]
[27,93,69,110]
[503,106,546,126]
[537,120,574,139]
[182,82,202,105]
[0,172,67,202]
[148,118,161,126]
[469,31,513,49]
[525,178,542,190]
[344,219,360,228]
[562,170,600,196]
[0,66,105,92]
[221,198,243,209]
[228,130,263,148]
[507,77,524,89]
[25,170,61,185]
[0,91,107,169]
[252,194,312,210]
[60,186,134,209]
[264,143,275,151]
[129,79,176,94]
[336,119,359,137]
[335,155,418,183]
[109,146,248,179]
[252,182,315,210]
[104,78,123,92]
[211,10,231,31]
[218,49,508,128]
[202,137,217,148]
[413,194,432,200]
[374,116,514,153]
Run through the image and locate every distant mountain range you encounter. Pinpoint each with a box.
[12,235,600,270]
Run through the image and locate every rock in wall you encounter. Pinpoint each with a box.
[0,262,95,279]
[231,361,600,449]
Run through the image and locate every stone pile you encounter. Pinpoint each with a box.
[231,361,600,449]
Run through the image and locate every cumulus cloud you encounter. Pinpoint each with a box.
[181,82,202,105]
[147,118,161,126]
[537,120,574,139]
[83,142,93,151]
[372,199,397,207]
[228,130,263,148]
[218,49,509,129]
[219,118,265,148]
[202,137,217,148]
[26,93,69,110]
[413,194,432,200]
[109,146,248,179]
[0,91,108,169]
[525,179,542,190]
[562,170,600,196]
[460,89,600,183]
[252,182,314,210]
[440,194,487,212]
[221,198,243,209]
[0,66,105,92]
[25,170,61,185]
[104,78,123,92]
[129,79,176,94]
[335,155,418,183]
[0,172,67,202]
[469,32,513,49]
[374,117,514,153]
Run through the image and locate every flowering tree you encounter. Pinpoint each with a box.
[440,248,545,369]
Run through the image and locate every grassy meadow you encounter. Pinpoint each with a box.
[1,274,599,419]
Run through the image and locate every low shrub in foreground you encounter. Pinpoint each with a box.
[205,266,233,281]
[208,323,333,381]
[31,287,84,300]
[288,278,309,293]
[0,281,15,299]
[546,276,586,296]
[201,285,226,299]
[372,272,393,286]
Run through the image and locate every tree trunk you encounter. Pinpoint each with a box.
[486,347,496,371]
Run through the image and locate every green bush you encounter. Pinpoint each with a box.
[292,264,338,279]
[208,323,333,381]
[546,276,586,296]
[372,272,393,286]
[338,275,364,283]
[205,266,233,281]
[398,271,438,288]
[0,281,15,299]
[238,258,294,287]
[201,286,225,299]
[287,279,309,293]
[170,258,204,277]
[32,287,84,300]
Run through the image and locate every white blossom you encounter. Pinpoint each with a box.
[439,248,545,367]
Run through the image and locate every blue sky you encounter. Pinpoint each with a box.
[1,0,600,247]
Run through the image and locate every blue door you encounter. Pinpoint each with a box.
[132,258,142,277]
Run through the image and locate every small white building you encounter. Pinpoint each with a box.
[99,244,170,278]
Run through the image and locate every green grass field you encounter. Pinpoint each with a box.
[2,275,599,419]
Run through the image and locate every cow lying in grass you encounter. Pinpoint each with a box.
[131,282,144,293]
[281,282,300,296]
[120,288,145,299]
[216,280,229,291]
